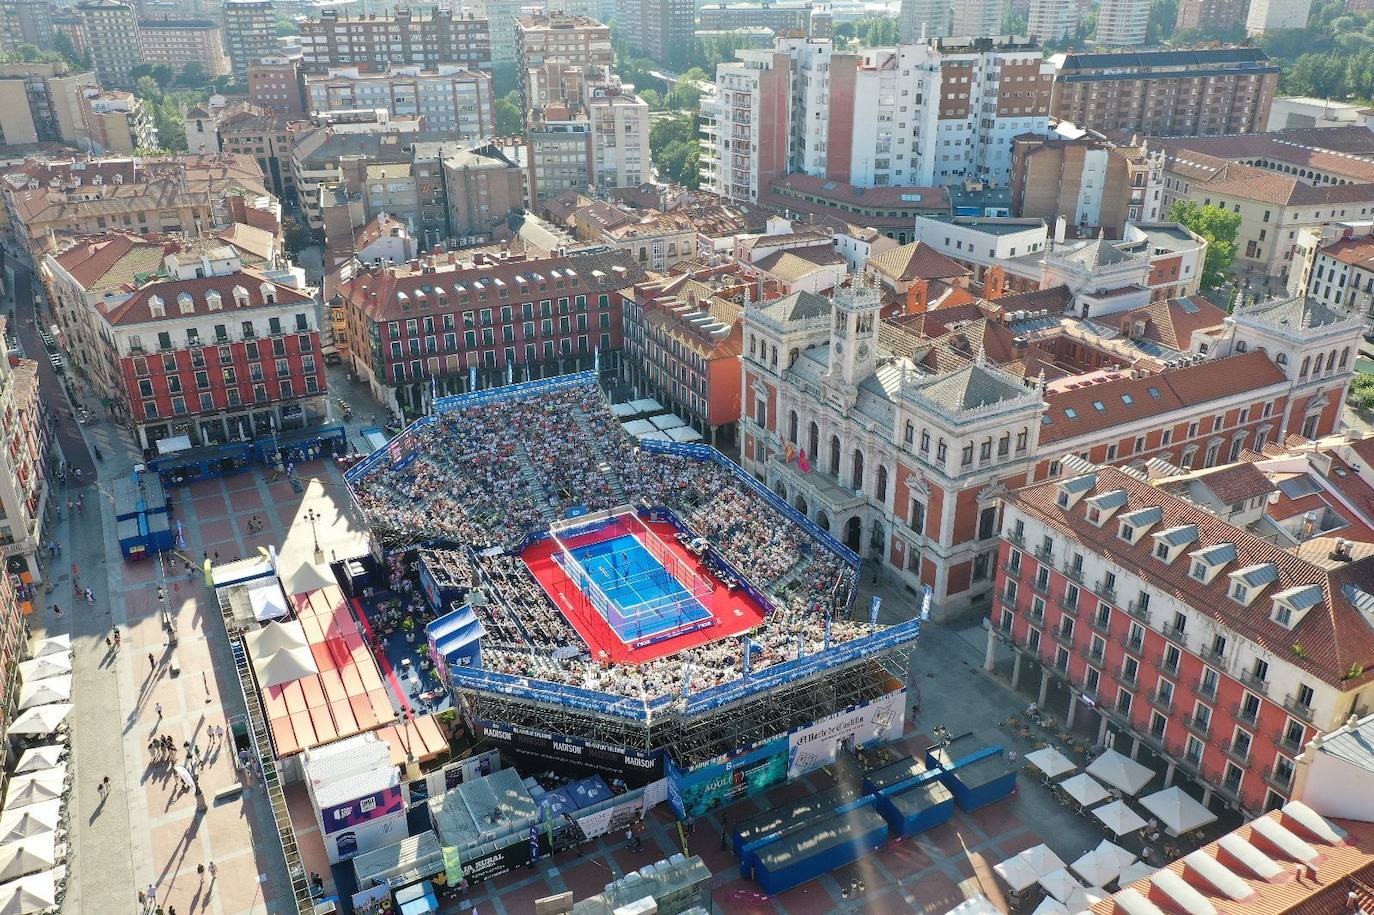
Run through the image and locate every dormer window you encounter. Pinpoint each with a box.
[1228,563,1279,607]
[1118,506,1162,544]
[1270,584,1322,629]
[1188,543,1236,585]
[261,282,276,304]
[1151,525,1198,564]
[148,295,165,318]
[1120,524,1134,542]
[1191,562,1207,581]
[1154,542,1170,560]
[206,291,222,311]
[1084,489,1127,526]
[1057,473,1097,510]
[1231,582,1248,602]
[232,285,249,308]
[177,292,194,315]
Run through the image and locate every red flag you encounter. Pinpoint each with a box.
[798,448,811,473]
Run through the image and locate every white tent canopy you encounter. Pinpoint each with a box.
[1093,800,1149,837]
[280,561,335,599]
[16,655,70,682]
[0,835,56,884]
[1071,840,1135,887]
[1064,885,1109,913]
[4,770,65,810]
[1139,786,1217,837]
[12,748,62,776]
[0,802,60,845]
[244,619,307,656]
[666,425,703,443]
[1087,749,1156,796]
[1060,773,1111,808]
[650,413,687,430]
[0,867,63,915]
[1039,868,1083,903]
[246,581,289,622]
[17,677,71,711]
[622,419,656,437]
[628,398,663,413]
[942,894,1000,915]
[1116,860,1157,887]
[254,645,319,689]
[993,856,1041,893]
[1025,747,1078,780]
[7,705,71,736]
[29,636,69,659]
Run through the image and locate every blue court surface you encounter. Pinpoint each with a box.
[566,534,712,642]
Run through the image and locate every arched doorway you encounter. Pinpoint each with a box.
[808,422,819,459]
[776,480,788,502]
[851,449,864,490]
[870,519,886,558]
[845,516,862,551]
[795,494,809,517]
[829,435,840,475]
[816,511,830,531]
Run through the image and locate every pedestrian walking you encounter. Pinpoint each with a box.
[155,702,162,721]
[197,863,205,881]
[208,861,217,879]
[149,652,156,672]
[52,605,61,619]
[105,635,112,650]
[101,776,110,796]
[720,812,729,852]
[137,889,146,909]
[113,627,121,647]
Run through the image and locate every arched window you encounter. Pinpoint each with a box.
[904,421,914,445]
[876,465,888,504]
[852,449,865,490]
[1327,350,1337,372]
[788,410,798,444]
[1300,355,1310,379]
[1236,340,1247,353]
[1276,352,1287,366]
[808,422,819,458]
[788,347,798,367]
[829,435,841,476]
[1341,347,1351,368]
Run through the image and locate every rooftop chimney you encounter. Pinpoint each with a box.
[906,279,928,315]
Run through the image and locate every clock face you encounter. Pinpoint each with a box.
[857,343,870,361]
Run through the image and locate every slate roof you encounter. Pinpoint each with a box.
[752,289,832,324]
[909,362,1033,413]
[1233,294,1352,331]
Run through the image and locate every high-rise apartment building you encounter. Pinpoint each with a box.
[77,0,140,87]
[224,0,278,78]
[1049,47,1279,137]
[0,62,97,147]
[441,143,527,241]
[951,0,1008,37]
[137,17,229,78]
[0,0,53,53]
[1027,0,1078,41]
[1095,0,1149,45]
[898,0,950,41]
[248,55,306,113]
[616,0,693,67]
[1010,134,1163,237]
[306,65,494,137]
[469,0,521,69]
[0,316,51,584]
[299,8,491,74]
[80,88,158,152]
[525,67,649,201]
[1246,0,1311,32]
[514,13,611,107]
[1175,0,1249,32]
[702,36,1052,201]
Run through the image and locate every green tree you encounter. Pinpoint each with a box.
[178,61,207,88]
[1001,7,1029,34]
[51,32,89,70]
[134,75,163,103]
[1169,200,1241,290]
[649,112,695,157]
[494,89,522,136]
[638,88,664,110]
[275,16,299,35]
[1350,373,1374,412]
[1147,0,1179,45]
[657,139,700,188]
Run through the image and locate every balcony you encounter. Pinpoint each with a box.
[1058,596,1081,617]
[1238,669,1269,696]
[1030,576,1051,597]
[1126,600,1152,624]
[1004,563,1023,581]
[1283,694,1315,723]
[1053,626,1077,648]
[1232,703,1259,727]
[1264,765,1294,793]
[1155,653,1180,677]
[1090,612,1112,635]
[1161,621,1186,642]
[1090,580,1117,604]
[1033,544,1054,563]
[1061,559,1085,583]
[1118,666,1140,689]
[1078,644,1106,666]
[1195,677,1219,701]
[1077,678,1099,701]
[1124,634,1145,655]
[1221,738,1252,765]
[1028,605,1046,626]
[1148,689,1175,713]
[1185,714,1211,739]
[1007,528,1025,547]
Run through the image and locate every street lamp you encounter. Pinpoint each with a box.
[304,507,321,560]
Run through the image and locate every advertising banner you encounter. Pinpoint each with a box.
[668,737,789,819]
[321,785,406,835]
[576,794,645,841]
[475,720,662,786]
[786,690,906,778]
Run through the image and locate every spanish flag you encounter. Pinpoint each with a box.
[798,449,811,473]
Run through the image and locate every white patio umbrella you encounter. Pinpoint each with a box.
[1019,843,1069,879]
[11,747,63,774]
[1031,897,1069,915]
[1093,799,1149,838]
[0,835,56,884]
[994,855,1040,893]
[1071,840,1135,888]
[1039,868,1084,903]
[0,867,60,914]
[1060,773,1111,808]
[1063,885,1109,913]
[1139,786,1217,837]
[1116,860,1156,887]
[0,802,60,846]
[4,770,65,810]
[29,636,69,659]
[17,676,71,711]
[7,704,71,736]
[1086,748,1156,796]
[16,655,70,682]
[1025,746,1078,780]
[12,748,63,776]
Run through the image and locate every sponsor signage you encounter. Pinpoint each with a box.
[475,720,662,786]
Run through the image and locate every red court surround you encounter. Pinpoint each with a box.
[522,518,768,663]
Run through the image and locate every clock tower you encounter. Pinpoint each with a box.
[827,274,882,387]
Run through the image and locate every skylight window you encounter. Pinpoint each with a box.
[1148,387,1161,398]
[1065,408,1078,418]
[1121,394,1134,405]
[1093,401,1106,412]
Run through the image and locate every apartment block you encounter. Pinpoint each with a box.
[137,17,229,79]
[467,0,521,67]
[699,50,791,204]
[514,13,611,106]
[224,0,279,78]
[441,143,526,242]
[699,2,812,33]
[305,65,493,138]
[1095,0,1149,45]
[248,56,306,114]
[77,0,140,87]
[0,0,54,53]
[1028,0,1078,42]
[0,316,51,583]
[952,0,1008,37]
[1049,47,1279,138]
[1246,0,1311,32]
[898,0,950,41]
[0,63,98,148]
[616,0,693,67]
[1175,0,1249,33]
[299,8,492,74]
[1011,133,1163,238]
[80,89,159,153]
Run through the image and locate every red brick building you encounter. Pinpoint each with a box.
[990,462,1374,817]
[334,249,646,414]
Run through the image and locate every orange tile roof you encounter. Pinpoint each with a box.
[1040,351,1288,444]
[102,269,313,326]
[1191,462,1277,503]
[1010,465,1374,687]
[1096,811,1374,915]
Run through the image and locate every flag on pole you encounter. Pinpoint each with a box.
[506,360,513,385]
[920,584,933,621]
[594,346,600,372]
[798,449,811,473]
[469,364,477,391]
[442,845,463,884]
[869,595,881,626]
